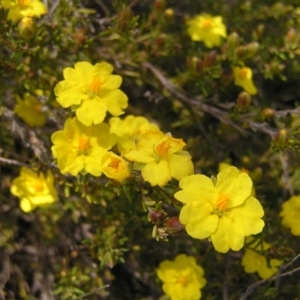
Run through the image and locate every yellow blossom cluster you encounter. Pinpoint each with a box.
[187,13,258,95]
[50,61,194,187]
[8,49,269,300]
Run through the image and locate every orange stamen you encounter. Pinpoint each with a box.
[177,276,187,286]
[78,137,90,153]
[89,78,102,95]
[34,180,44,192]
[108,158,120,169]
[202,19,212,29]
[239,68,249,79]
[215,194,229,212]
[155,140,171,157]
[17,0,31,5]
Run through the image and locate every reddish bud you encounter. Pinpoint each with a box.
[166,217,185,235]
[154,0,166,12]
[274,129,289,149]
[187,56,203,75]
[203,50,217,68]
[148,209,166,225]
[236,91,252,109]
[155,34,166,49]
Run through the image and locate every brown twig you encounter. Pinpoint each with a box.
[72,285,110,300]
[141,62,247,134]
[279,153,294,198]
[0,156,30,167]
[239,253,300,300]
[141,62,282,139]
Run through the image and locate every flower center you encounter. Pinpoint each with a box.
[77,137,90,154]
[17,0,31,6]
[155,140,171,157]
[108,157,120,170]
[177,276,188,286]
[89,78,102,97]
[239,68,249,79]
[34,180,44,192]
[34,104,42,112]
[202,18,212,29]
[215,193,229,213]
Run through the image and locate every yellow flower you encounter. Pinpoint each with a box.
[175,166,265,253]
[157,254,206,300]
[101,152,132,184]
[187,14,227,48]
[14,91,47,127]
[51,117,116,176]
[54,61,128,126]
[109,115,159,152]
[280,195,300,236]
[10,167,57,213]
[123,130,194,187]
[242,236,282,279]
[1,0,47,22]
[233,66,258,95]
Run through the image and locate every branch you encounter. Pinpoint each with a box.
[2,108,50,163]
[72,285,110,300]
[141,62,281,138]
[239,253,300,300]
[141,62,247,134]
[0,156,30,167]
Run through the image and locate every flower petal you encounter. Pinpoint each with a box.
[216,166,252,208]
[76,98,107,126]
[231,196,265,236]
[180,201,217,239]
[175,174,216,204]
[210,215,245,252]
[167,152,194,181]
[141,160,170,186]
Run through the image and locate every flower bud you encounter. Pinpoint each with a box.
[164,8,174,23]
[148,209,166,225]
[261,108,275,119]
[227,32,240,52]
[154,0,166,12]
[155,33,166,50]
[236,91,252,109]
[246,42,259,57]
[203,50,217,68]
[284,28,300,49]
[187,56,203,74]
[274,129,289,149]
[235,43,259,60]
[18,17,37,40]
[165,217,185,235]
[235,45,248,59]
[101,152,132,184]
